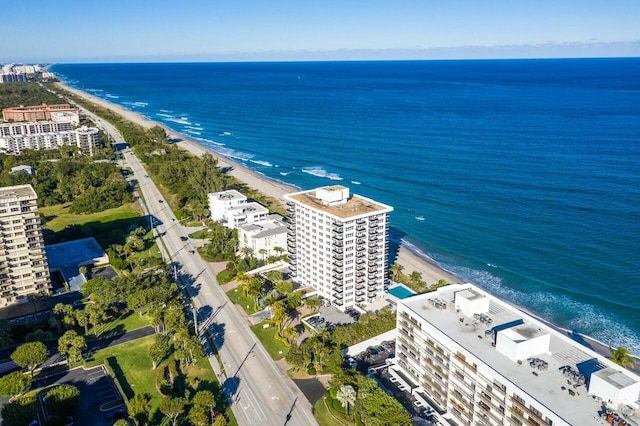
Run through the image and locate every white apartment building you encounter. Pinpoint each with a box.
[393,283,640,426]
[208,190,247,222]
[0,126,99,156]
[226,202,269,228]
[50,111,80,126]
[237,215,288,260]
[0,184,51,306]
[284,186,393,310]
[0,120,73,137]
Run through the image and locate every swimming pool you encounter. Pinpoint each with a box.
[388,285,416,299]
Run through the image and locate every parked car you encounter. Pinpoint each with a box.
[348,357,358,368]
[381,342,393,352]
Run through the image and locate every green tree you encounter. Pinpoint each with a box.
[0,394,37,426]
[10,342,48,378]
[281,326,298,345]
[0,372,32,398]
[336,384,357,417]
[57,330,87,364]
[53,303,77,329]
[85,303,109,336]
[25,329,54,342]
[160,396,185,426]
[45,384,80,417]
[275,280,293,296]
[74,309,89,335]
[304,296,321,313]
[113,420,130,426]
[271,301,288,333]
[128,393,152,426]
[192,390,216,413]
[149,334,171,370]
[390,263,404,282]
[609,346,636,369]
[189,405,210,426]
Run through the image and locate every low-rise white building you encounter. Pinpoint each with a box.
[208,190,247,222]
[392,283,640,426]
[226,202,269,228]
[50,111,80,126]
[237,215,287,260]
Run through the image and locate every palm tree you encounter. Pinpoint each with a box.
[281,326,298,344]
[390,263,404,282]
[271,301,288,333]
[409,270,423,285]
[609,346,636,369]
[336,385,357,417]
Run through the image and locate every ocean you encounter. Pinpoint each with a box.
[52,58,640,353]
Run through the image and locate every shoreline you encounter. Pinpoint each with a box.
[55,80,638,368]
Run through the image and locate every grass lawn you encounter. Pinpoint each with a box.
[250,321,290,360]
[314,393,353,426]
[188,229,212,239]
[92,309,151,338]
[84,334,237,426]
[216,269,234,284]
[226,288,258,314]
[41,203,142,232]
[41,202,145,247]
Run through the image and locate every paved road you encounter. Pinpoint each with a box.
[77,104,317,425]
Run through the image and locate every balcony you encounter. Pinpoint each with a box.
[356,225,366,232]
[356,271,365,278]
[356,238,366,245]
[333,260,343,267]
[368,274,378,280]
[333,287,343,295]
[333,299,344,306]
[356,219,366,225]
[333,293,344,299]
[333,280,343,288]
[356,290,365,297]
[333,267,344,274]
[356,232,366,238]
[333,253,343,260]
[332,273,343,280]
[333,246,343,255]
[332,240,343,248]
[368,267,379,274]
[356,296,365,303]
[356,264,366,272]
[368,284,378,292]
[355,283,365,289]
[333,234,343,241]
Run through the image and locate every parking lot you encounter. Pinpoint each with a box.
[32,365,125,426]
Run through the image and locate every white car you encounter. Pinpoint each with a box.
[414,400,424,408]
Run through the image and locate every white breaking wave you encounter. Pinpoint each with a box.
[185,130,201,136]
[220,132,232,136]
[156,113,174,118]
[159,109,172,113]
[301,166,343,181]
[105,94,119,99]
[250,160,273,167]
[190,136,225,147]
[351,180,361,185]
[184,125,204,131]
[280,171,292,176]
[165,117,192,125]
[415,216,426,221]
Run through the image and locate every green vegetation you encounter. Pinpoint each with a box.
[0,372,32,399]
[226,288,258,315]
[0,392,38,426]
[251,322,289,360]
[10,342,48,378]
[40,202,144,246]
[609,346,636,369]
[390,262,449,293]
[216,269,234,284]
[45,384,81,421]
[0,82,64,111]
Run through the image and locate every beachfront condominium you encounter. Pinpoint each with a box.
[2,103,79,122]
[0,184,51,306]
[208,189,270,229]
[284,186,393,310]
[392,283,640,426]
[0,126,100,156]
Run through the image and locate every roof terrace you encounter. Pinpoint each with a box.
[400,284,640,426]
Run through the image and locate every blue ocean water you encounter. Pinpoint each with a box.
[52,59,640,353]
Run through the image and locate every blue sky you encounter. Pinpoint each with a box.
[1,0,639,62]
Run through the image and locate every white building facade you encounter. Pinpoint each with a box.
[208,190,247,223]
[0,184,51,305]
[393,283,640,426]
[284,186,393,310]
[0,126,99,156]
[237,216,288,260]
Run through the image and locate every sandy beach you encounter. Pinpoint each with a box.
[56,81,638,371]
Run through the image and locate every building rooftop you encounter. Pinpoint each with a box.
[0,184,37,200]
[238,218,287,238]
[400,284,640,425]
[227,202,269,216]
[209,189,247,202]
[285,186,393,220]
